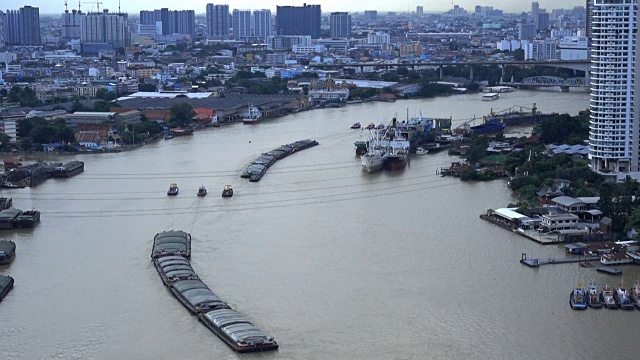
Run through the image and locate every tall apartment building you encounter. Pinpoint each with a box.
[0,11,5,50]
[80,10,130,52]
[232,9,251,40]
[253,9,272,42]
[206,4,230,39]
[536,12,550,32]
[329,12,351,38]
[62,9,86,41]
[518,23,536,41]
[5,6,41,46]
[416,6,424,16]
[276,4,321,39]
[139,9,195,36]
[589,0,640,178]
[524,40,556,60]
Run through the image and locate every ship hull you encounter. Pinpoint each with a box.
[384,157,408,171]
[243,119,261,125]
[361,156,384,173]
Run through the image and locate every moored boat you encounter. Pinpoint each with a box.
[365,123,376,129]
[167,183,179,196]
[0,208,22,229]
[199,309,279,353]
[0,240,16,265]
[52,161,84,178]
[172,128,194,136]
[351,122,361,129]
[14,210,40,228]
[569,286,587,310]
[242,105,262,125]
[222,185,233,198]
[197,185,207,197]
[361,149,385,173]
[614,282,635,310]
[586,283,603,309]
[415,147,429,155]
[354,140,368,156]
[470,121,506,134]
[600,285,617,309]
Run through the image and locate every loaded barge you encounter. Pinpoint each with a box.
[151,230,278,353]
[0,275,14,302]
[0,240,16,264]
[241,139,319,182]
[52,161,84,178]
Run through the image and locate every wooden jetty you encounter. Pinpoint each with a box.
[520,253,600,268]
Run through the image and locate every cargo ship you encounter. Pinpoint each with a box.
[483,104,558,126]
[52,161,84,178]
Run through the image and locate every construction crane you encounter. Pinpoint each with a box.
[78,0,103,12]
[513,103,538,115]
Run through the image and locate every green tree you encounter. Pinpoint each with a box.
[169,103,195,127]
[0,133,12,151]
[18,138,33,151]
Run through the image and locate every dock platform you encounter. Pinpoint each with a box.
[596,267,622,275]
[520,253,600,268]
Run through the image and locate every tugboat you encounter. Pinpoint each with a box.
[242,105,262,125]
[197,185,207,197]
[222,185,234,198]
[351,122,361,129]
[586,283,603,309]
[569,285,587,310]
[614,280,635,310]
[600,284,617,309]
[167,183,179,196]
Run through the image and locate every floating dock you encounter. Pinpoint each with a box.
[151,230,278,353]
[596,267,622,275]
[520,253,600,268]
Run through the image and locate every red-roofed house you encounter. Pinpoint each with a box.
[193,108,217,126]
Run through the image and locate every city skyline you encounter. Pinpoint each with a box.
[12,1,586,14]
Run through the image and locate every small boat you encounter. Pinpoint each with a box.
[586,283,603,309]
[351,122,361,129]
[0,275,14,302]
[365,123,376,129]
[172,128,194,136]
[600,285,617,309]
[0,240,16,265]
[197,186,207,197]
[242,105,262,125]
[167,183,179,196]
[614,281,635,310]
[569,286,587,310]
[164,133,174,140]
[377,123,385,129]
[415,147,429,155]
[222,185,233,198]
[482,92,500,101]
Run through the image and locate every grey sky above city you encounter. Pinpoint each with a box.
[21,1,585,14]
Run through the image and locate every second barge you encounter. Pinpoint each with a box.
[0,240,16,264]
[0,275,14,302]
[52,161,84,178]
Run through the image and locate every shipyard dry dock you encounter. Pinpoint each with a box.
[151,231,278,353]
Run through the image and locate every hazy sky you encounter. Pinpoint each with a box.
[20,1,585,14]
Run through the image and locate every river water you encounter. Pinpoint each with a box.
[2,89,639,359]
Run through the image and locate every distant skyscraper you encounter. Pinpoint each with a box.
[5,6,41,46]
[416,6,424,16]
[253,9,272,42]
[139,9,194,36]
[590,0,640,178]
[232,9,251,40]
[0,11,5,50]
[364,10,377,20]
[206,4,230,39]
[475,6,482,14]
[518,23,535,41]
[532,1,540,17]
[329,12,351,38]
[62,9,86,41]
[276,4,321,39]
[80,10,130,50]
[536,12,550,32]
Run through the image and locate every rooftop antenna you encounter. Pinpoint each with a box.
[118,0,121,14]
[65,1,68,11]
[78,0,80,12]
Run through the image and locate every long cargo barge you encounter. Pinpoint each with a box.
[151,230,278,353]
[241,139,318,182]
[0,208,40,230]
[52,161,84,178]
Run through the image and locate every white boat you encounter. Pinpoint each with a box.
[416,147,429,155]
[482,93,500,101]
[361,149,386,173]
[242,105,262,124]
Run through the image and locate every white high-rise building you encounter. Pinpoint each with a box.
[206,4,230,39]
[367,31,390,44]
[589,0,640,179]
[232,9,251,40]
[253,9,272,42]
